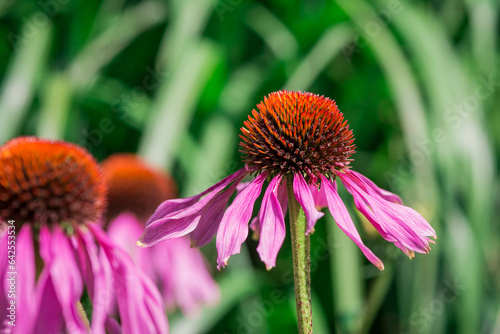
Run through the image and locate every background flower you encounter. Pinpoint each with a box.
[0,137,168,334]
[101,154,220,316]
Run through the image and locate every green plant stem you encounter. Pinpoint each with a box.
[287,178,313,334]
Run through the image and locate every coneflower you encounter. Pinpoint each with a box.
[0,137,168,334]
[139,91,437,333]
[101,154,219,316]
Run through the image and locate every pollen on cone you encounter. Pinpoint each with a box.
[0,136,106,225]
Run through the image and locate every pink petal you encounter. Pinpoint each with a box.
[249,182,286,242]
[153,238,219,316]
[339,170,436,254]
[347,170,403,204]
[140,215,202,247]
[105,318,122,334]
[347,189,397,243]
[140,169,248,247]
[0,226,37,333]
[34,272,64,334]
[146,168,248,226]
[190,178,242,247]
[89,223,169,334]
[109,213,143,245]
[216,172,267,269]
[320,175,384,271]
[34,227,69,333]
[345,190,417,258]
[293,173,325,235]
[37,226,87,333]
[50,230,87,332]
[108,213,144,259]
[108,213,156,280]
[109,214,219,316]
[76,228,114,334]
[277,179,288,216]
[392,204,437,238]
[256,175,287,270]
[14,225,36,333]
[146,197,201,227]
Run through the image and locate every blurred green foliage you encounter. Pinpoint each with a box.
[1,0,499,333]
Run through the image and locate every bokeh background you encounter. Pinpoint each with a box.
[1,0,499,333]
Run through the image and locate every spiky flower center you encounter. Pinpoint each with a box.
[239,91,356,182]
[0,137,106,225]
[101,154,177,222]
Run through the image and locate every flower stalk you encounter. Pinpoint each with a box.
[287,178,313,334]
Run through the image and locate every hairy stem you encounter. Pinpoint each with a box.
[287,178,313,333]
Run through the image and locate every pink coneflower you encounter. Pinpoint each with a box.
[139,90,437,333]
[0,137,168,334]
[101,154,219,316]
[139,91,436,270]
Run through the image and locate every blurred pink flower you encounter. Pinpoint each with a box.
[0,137,168,334]
[102,154,219,315]
[139,91,437,271]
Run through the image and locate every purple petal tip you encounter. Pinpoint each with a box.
[217,257,229,270]
[305,227,316,236]
[377,261,385,271]
[136,240,148,248]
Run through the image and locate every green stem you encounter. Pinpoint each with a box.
[287,178,313,333]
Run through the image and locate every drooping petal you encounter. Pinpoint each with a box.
[293,173,324,235]
[146,168,248,226]
[152,238,219,316]
[14,225,36,333]
[338,170,436,254]
[347,189,415,258]
[146,197,201,227]
[0,225,37,334]
[76,228,113,334]
[320,175,384,270]
[347,190,396,243]
[105,318,122,334]
[108,213,156,280]
[34,272,64,334]
[109,213,147,257]
[392,204,437,239]
[256,175,287,270]
[347,170,403,204]
[50,228,87,332]
[109,213,219,316]
[250,180,287,242]
[140,169,248,247]
[140,215,201,248]
[216,172,267,269]
[190,178,242,247]
[277,179,288,217]
[89,223,169,334]
[35,226,76,333]
[36,226,87,333]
